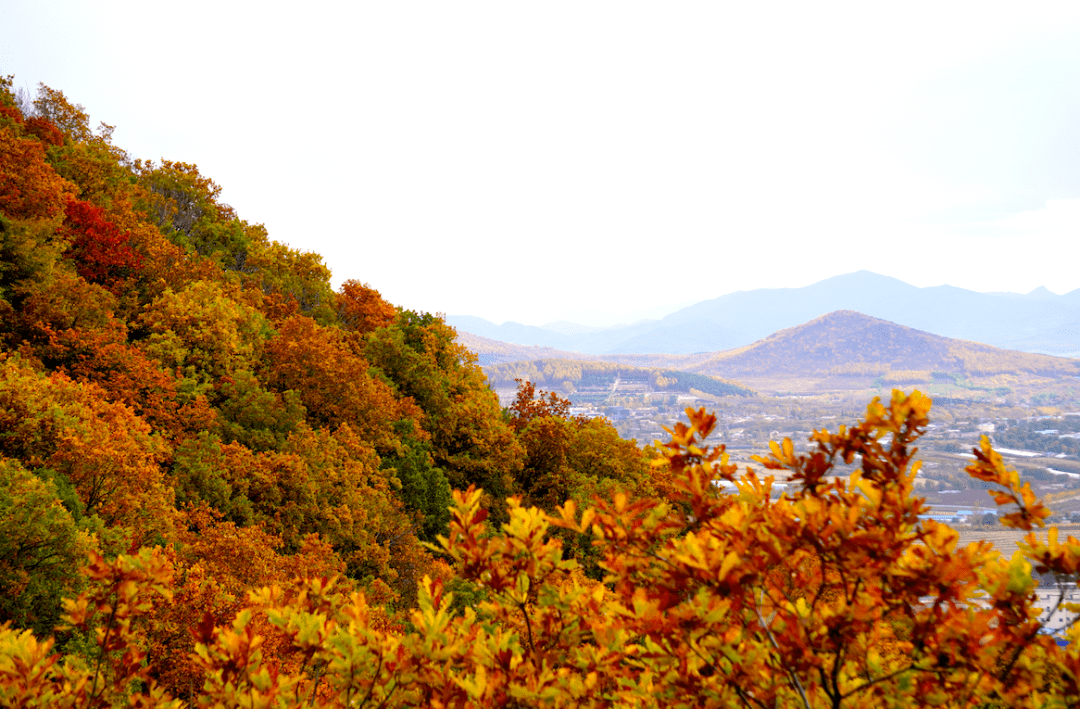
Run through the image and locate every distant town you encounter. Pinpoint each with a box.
[469,306,1080,529]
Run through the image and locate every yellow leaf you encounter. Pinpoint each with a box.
[718,551,739,580]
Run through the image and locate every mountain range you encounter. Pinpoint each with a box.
[470,310,1080,397]
[448,271,1080,357]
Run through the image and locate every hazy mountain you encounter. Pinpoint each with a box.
[446,315,668,353]
[538,320,616,336]
[455,331,608,366]
[456,330,715,370]
[460,310,1080,397]
[448,271,1080,356]
[684,310,1080,381]
[445,316,579,349]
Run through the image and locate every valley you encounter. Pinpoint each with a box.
[463,308,1080,522]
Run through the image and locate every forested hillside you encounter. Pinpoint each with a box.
[483,359,753,399]
[6,77,1080,708]
[0,77,661,692]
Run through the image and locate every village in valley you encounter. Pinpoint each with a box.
[482,352,1080,633]
[473,311,1080,525]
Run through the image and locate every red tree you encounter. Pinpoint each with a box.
[60,198,142,287]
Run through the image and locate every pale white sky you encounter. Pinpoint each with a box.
[4,2,1079,326]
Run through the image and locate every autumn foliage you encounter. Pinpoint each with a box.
[6,394,1080,707]
[4,74,1080,708]
[60,198,142,287]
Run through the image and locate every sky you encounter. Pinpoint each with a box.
[4,2,1080,327]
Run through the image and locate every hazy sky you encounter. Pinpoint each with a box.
[4,2,1079,326]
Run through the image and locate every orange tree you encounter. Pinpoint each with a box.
[508,379,653,510]
[6,390,1080,708]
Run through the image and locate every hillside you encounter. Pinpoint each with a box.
[482,358,754,403]
[0,77,660,682]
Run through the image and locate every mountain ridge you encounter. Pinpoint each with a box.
[460,309,1080,396]
[447,271,1080,357]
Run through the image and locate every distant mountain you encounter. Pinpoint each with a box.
[446,316,579,350]
[448,272,1080,356]
[446,315,666,353]
[455,331,607,366]
[456,330,716,371]
[684,310,1080,381]
[460,310,1080,397]
[538,321,621,337]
